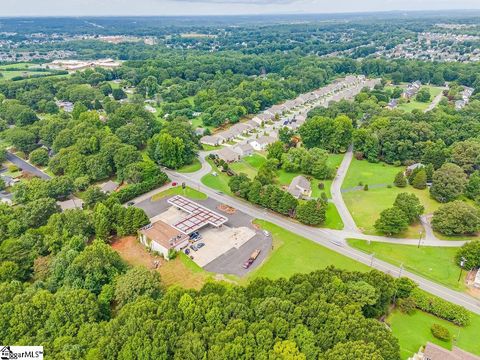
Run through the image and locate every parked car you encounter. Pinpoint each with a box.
[190,244,198,251]
[196,243,205,249]
[171,182,178,186]
[127,201,135,206]
[189,231,199,239]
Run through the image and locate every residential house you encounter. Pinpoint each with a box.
[387,98,398,109]
[288,175,312,199]
[217,147,240,163]
[57,197,84,211]
[474,269,480,289]
[195,128,205,136]
[245,120,260,130]
[230,123,251,135]
[200,135,223,146]
[248,136,276,151]
[55,100,74,113]
[403,81,422,99]
[232,143,254,158]
[100,180,119,194]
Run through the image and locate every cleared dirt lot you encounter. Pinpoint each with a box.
[111,236,210,289]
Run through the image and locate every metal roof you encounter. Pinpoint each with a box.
[167,195,228,234]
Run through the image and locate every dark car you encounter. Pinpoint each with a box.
[127,201,135,206]
[190,244,198,251]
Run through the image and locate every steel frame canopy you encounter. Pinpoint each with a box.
[167,195,228,235]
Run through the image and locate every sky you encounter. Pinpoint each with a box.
[3,0,480,17]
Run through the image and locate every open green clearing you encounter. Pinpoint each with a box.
[151,186,207,201]
[342,159,443,237]
[388,309,480,359]
[177,159,202,173]
[247,220,368,280]
[342,158,400,189]
[343,186,441,236]
[347,239,466,291]
[397,85,444,113]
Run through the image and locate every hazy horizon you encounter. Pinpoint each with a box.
[4,0,480,17]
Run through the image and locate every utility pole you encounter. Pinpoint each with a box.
[458,257,467,282]
[399,263,404,278]
[417,230,423,248]
[370,253,375,267]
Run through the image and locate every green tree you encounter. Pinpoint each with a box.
[393,193,424,224]
[394,171,407,188]
[465,171,480,200]
[29,148,50,166]
[455,241,480,270]
[412,168,427,189]
[416,88,431,103]
[114,267,163,308]
[295,199,327,226]
[374,207,409,235]
[432,201,480,236]
[430,163,467,203]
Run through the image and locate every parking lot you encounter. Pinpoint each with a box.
[135,193,271,276]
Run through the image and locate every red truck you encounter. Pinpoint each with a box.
[243,249,261,269]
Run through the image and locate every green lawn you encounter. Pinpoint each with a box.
[347,239,466,291]
[324,203,344,230]
[397,86,444,113]
[201,159,233,195]
[342,159,401,189]
[343,185,441,236]
[230,154,266,179]
[247,220,368,280]
[388,309,480,359]
[151,186,207,201]
[177,159,202,173]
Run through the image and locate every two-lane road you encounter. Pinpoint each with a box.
[163,170,480,315]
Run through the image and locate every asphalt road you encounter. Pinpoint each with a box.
[165,170,480,315]
[6,152,51,180]
[330,146,359,232]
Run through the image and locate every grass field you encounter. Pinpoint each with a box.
[324,203,344,230]
[342,159,401,189]
[151,186,207,201]
[343,185,441,236]
[247,220,368,280]
[177,159,202,173]
[397,85,444,113]
[388,309,480,359]
[347,239,466,291]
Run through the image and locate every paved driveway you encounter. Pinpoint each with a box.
[134,193,271,276]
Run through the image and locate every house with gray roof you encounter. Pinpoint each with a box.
[232,143,254,158]
[248,136,276,151]
[217,147,240,163]
[200,135,223,146]
[287,175,312,199]
[100,180,119,194]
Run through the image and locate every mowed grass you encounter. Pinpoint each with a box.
[324,203,344,230]
[342,159,400,189]
[397,86,445,113]
[247,220,368,280]
[388,309,480,359]
[151,186,207,201]
[177,159,202,173]
[343,185,441,236]
[347,239,466,291]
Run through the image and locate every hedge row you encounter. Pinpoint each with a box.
[411,289,471,326]
[113,173,169,203]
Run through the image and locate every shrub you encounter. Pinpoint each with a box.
[113,173,169,204]
[397,297,416,314]
[8,164,19,172]
[431,324,451,341]
[394,171,407,188]
[318,182,325,190]
[363,184,369,191]
[411,289,470,326]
